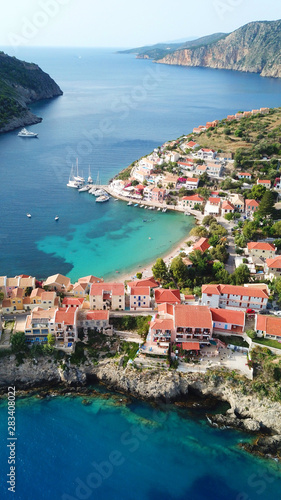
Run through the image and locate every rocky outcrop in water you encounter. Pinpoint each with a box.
[0,50,63,132]
[156,20,281,78]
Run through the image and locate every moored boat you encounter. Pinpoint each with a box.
[96,195,110,203]
[18,128,38,138]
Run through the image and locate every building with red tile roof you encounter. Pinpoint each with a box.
[90,282,125,310]
[130,286,151,310]
[211,308,245,335]
[257,179,271,188]
[202,284,268,311]
[77,309,112,334]
[62,297,84,308]
[247,242,276,259]
[192,237,210,253]
[256,315,281,340]
[221,200,235,216]
[154,288,181,305]
[127,277,159,292]
[265,256,281,279]
[180,194,204,210]
[245,199,259,214]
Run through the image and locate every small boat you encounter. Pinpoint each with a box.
[140,204,144,208]
[96,195,110,203]
[93,189,106,197]
[78,185,90,192]
[157,208,161,211]
[18,128,38,138]
[134,203,139,207]
[144,206,147,209]
[162,208,167,213]
[26,213,31,218]
[88,166,93,184]
[127,202,132,206]
[143,219,147,222]
[55,216,59,221]
[148,207,153,210]
[184,211,191,216]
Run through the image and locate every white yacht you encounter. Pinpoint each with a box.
[26,213,31,218]
[73,159,85,183]
[55,216,59,221]
[78,185,90,192]
[96,195,110,203]
[18,128,38,138]
[67,165,82,188]
[88,166,93,184]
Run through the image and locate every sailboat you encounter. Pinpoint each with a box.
[67,165,82,188]
[73,158,85,183]
[88,166,93,184]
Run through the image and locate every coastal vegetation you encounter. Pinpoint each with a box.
[0,51,62,132]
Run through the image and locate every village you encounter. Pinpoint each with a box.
[1,106,281,380]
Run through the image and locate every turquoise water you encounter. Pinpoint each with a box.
[1,47,281,280]
[0,393,280,500]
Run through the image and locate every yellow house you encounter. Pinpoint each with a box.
[2,288,24,313]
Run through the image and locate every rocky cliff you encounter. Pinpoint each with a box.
[0,51,63,132]
[156,20,281,78]
[1,354,281,457]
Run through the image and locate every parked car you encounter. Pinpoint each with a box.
[274,306,279,310]
[273,311,281,316]
[246,308,256,314]
[266,303,273,310]
[259,310,269,315]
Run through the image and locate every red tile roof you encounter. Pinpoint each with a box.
[182,342,201,350]
[202,284,268,298]
[154,289,181,304]
[257,179,271,184]
[245,199,259,208]
[222,201,235,210]
[174,305,212,329]
[127,277,159,289]
[247,242,275,251]
[78,275,103,284]
[256,315,281,337]
[208,197,221,204]
[266,256,281,269]
[90,282,125,296]
[182,194,204,202]
[202,284,221,295]
[130,287,150,296]
[193,237,210,253]
[86,310,109,321]
[150,318,174,330]
[62,297,84,306]
[211,308,245,326]
[55,307,76,325]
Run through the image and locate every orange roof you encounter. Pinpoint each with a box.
[202,284,220,295]
[130,287,150,296]
[247,242,275,251]
[157,302,174,316]
[182,194,204,202]
[127,277,159,289]
[78,275,103,284]
[73,283,87,292]
[211,308,245,326]
[222,200,235,210]
[31,307,56,320]
[90,282,125,296]
[44,274,70,287]
[2,299,11,307]
[150,318,174,330]
[245,199,259,207]
[174,305,212,329]
[185,177,199,183]
[202,284,268,298]
[154,288,181,304]
[208,197,221,204]
[62,297,84,306]
[86,310,109,320]
[256,315,281,337]
[266,256,281,269]
[257,179,271,184]
[193,237,210,253]
[186,141,197,147]
[55,307,76,325]
[11,288,23,298]
[239,172,251,176]
[182,342,200,351]
[30,288,44,298]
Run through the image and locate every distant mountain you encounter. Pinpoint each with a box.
[156,20,281,78]
[120,20,281,78]
[117,33,227,60]
[0,51,63,133]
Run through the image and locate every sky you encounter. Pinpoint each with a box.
[1,0,281,49]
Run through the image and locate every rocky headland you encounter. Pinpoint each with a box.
[1,354,280,460]
[0,51,63,133]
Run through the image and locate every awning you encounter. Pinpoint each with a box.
[182,342,200,351]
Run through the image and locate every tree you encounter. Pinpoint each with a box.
[231,264,250,285]
[170,256,187,284]
[250,184,266,200]
[257,190,275,218]
[0,291,4,302]
[189,226,209,238]
[47,334,55,347]
[224,213,234,221]
[136,272,142,279]
[272,222,281,238]
[152,258,168,282]
[242,221,257,240]
[11,332,26,353]
[202,215,216,226]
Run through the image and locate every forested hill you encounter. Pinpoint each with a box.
[0,51,63,133]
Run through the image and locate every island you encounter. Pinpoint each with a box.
[0,50,63,133]
[2,107,281,461]
[119,19,281,78]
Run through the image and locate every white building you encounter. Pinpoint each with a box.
[201,284,268,311]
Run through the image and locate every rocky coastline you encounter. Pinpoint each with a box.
[1,354,280,460]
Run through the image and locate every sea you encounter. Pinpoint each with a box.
[1,47,281,499]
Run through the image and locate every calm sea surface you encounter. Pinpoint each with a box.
[0,393,280,500]
[1,48,281,499]
[1,47,281,280]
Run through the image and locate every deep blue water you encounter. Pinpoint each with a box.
[1,47,281,280]
[0,394,280,500]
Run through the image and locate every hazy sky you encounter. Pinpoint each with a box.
[1,0,281,48]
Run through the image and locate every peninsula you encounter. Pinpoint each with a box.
[119,19,281,78]
[0,51,63,133]
[2,106,281,461]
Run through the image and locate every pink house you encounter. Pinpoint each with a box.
[151,187,166,203]
[130,286,151,310]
